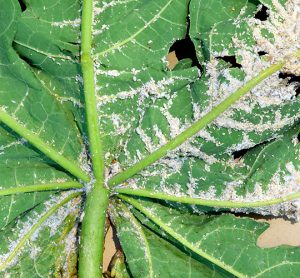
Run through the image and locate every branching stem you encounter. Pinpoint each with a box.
[79,0,109,277]
[80,0,104,181]
[78,184,109,277]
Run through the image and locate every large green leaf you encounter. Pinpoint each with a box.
[121,196,300,277]
[0,0,299,277]
[114,0,300,217]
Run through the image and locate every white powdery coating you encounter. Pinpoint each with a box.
[28,244,42,260]
[136,127,156,153]
[93,0,128,16]
[61,226,78,276]
[93,24,110,36]
[107,161,122,180]
[159,157,184,173]
[51,19,81,28]
[204,55,297,113]
[138,78,175,104]
[153,125,168,146]
[160,104,218,163]
[0,217,37,266]
[197,129,221,145]
[161,108,183,138]
[96,77,175,106]
[249,0,300,75]
[95,69,122,77]
[0,138,27,156]
[178,143,218,164]
[161,182,186,197]
[200,161,299,217]
[221,162,300,202]
[200,0,299,124]
[0,192,79,269]
[237,0,299,102]
[32,193,80,241]
[226,133,254,154]
[110,113,131,135]
[83,177,96,194]
[214,113,299,133]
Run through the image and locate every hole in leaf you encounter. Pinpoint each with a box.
[254,5,269,21]
[233,148,249,159]
[278,72,300,97]
[168,5,202,71]
[258,51,268,56]
[18,0,27,12]
[169,37,202,69]
[232,139,273,160]
[216,55,242,68]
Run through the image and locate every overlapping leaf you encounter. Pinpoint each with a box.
[119,197,300,277]
[189,0,259,61]
[111,200,226,278]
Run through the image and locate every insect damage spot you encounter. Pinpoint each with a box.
[278,72,300,97]
[216,55,242,68]
[18,0,26,12]
[232,148,250,160]
[254,5,269,21]
[169,37,202,70]
[232,140,270,160]
[257,51,268,56]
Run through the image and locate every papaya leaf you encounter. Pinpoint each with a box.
[0,0,299,277]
